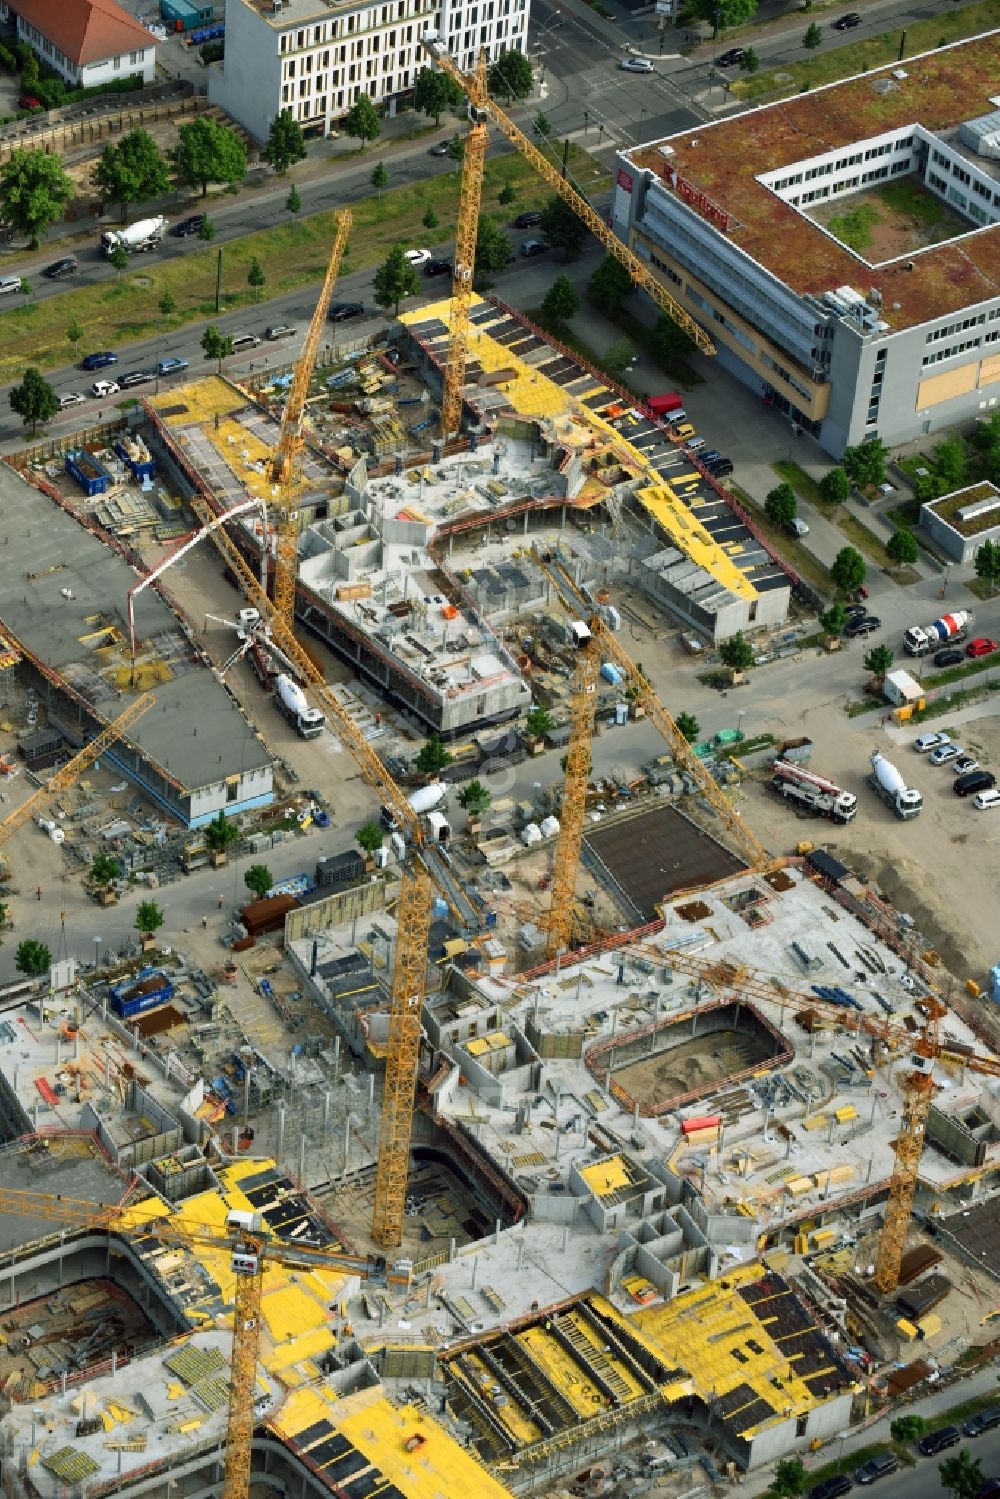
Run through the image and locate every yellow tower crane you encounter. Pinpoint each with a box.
[0,692,154,847]
[618,944,1000,1293]
[268,208,352,628]
[422,38,715,436]
[0,1186,405,1499]
[183,493,436,1249]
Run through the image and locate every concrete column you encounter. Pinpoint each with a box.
[55,1038,60,1064]
[351,915,358,946]
[368,1074,375,1116]
[494,1219,501,1245]
[576,970,584,1003]
[523,510,529,535]
[691,1009,698,1037]
[323,1090,331,1140]
[343,1113,351,1174]
[232,1125,239,1155]
[555,1129,561,1159]
[471,1256,479,1289]
[276,1102,286,1164]
[58,1231,64,1287]
[633,1103,640,1127]
[60,1372,67,1396]
[555,950,562,977]
[562,1225,569,1252]
[517,1238,525,1271]
[74,1032,80,1061]
[333,1035,341,1079]
[449,1238,456,1263]
[111,1350,117,1375]
[104,1054,110,1088]
[298,1132,306,1184]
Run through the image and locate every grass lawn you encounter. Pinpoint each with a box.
[835,511,919,584]
[925,650,1000,687]
[879,179,944,224]
[0,146,610,383]
[730,0,1000,100]
[805,1443,911,1486]
[826,202,879,253]
[773,459,826,507]
[731,481,831,598]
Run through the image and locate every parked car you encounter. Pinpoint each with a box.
[952,754,979,775]
[967,637,999,657]
[42,256,78,280]
[844,614,881,638]
[687,436,706,452]
[620,56,654,71]
[964,1409,1000,1437]
[157,356,189,376]
[955,770,996,798]
[844,603,868,620]
[81,351,118,370]
[405,248,431,266]
[699,449,723,465]
[917,1426,960,1457]
[790,516,810,536]
[91,379,120,398]
[708,458,734,477]
[265,324,297,340]
[977,1480,1000,1498]
[329,302,364,321]
[673,423,696,441]
[58,391,86,409]
[929,742,962,766]
[975,788,1000,810]
[834,10,863,25]
[514,210,543,228]
[914,731,950,753]
[807,1477,852,1499]
[428,141,451,156]
[717,47,745,65]
[424,258,452,277]
[854,1455,897,1485]
[171,214,206,237]
[17,94,42,110]
[118,369,153,388]
[520,239,549,257]
[934,647,965,667]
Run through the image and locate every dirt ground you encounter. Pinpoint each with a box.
[810,181,969,259]
[738,700,1000,996]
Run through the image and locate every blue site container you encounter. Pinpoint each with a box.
[600,661,624,687]
[110,966,173,1020]
[991,963,1000,1002]
[66,449,110,497]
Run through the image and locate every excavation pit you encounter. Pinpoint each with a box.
[583,806,746,921]
[586,998,791,1117]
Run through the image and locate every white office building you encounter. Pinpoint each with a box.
[210,0,530,144]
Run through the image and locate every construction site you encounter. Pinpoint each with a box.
[0,38,998,1499]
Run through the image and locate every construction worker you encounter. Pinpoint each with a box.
[218,893,225,910]
[35,885,42,901]
[202,914,208,929]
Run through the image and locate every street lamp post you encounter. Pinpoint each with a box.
[94,936,101,978]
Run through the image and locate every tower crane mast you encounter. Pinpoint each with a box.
[421,38,714,433]
[547,621,600,958]
[268,208,352,629]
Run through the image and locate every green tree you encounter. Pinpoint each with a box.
[692,0,758,27]
[198,214,216,243]
[371,160,389,199]
[9,367,58,434]
[720,631,753,673]
[819,603,847,637]
[286,183,301,215]
[819,466,851,504]
[445,133,465,162]
[588,253,633,317]
[19,278,31,300]
[890,1415,925,1443]
[205,810,239,854]
[15,938,50,978]
[533,110,552,138]
[422,204,439,230]
[768,1459,807,1499]
[19,49,39,91]
[356,821,384,856]
[541,273,580,326]
[344,92,380,150]
[765,482,797,527]
[109,241,129,278]
[373,244,420,315]
[91,854,121,887]
[803,21,822,47]
[475,218,513,275]
[488,49,534,101]
[201,324,234,372]
[974,538,1000,594]
[244,864,273,901]
[498,180,516,205]
[842,436,889,488]
[830,545,867,593]
[458,779,492,816]
[66,318,84,355]
[932,435,967,489]
[864,643,894,680]
[676,712,700,743]
[603,339,635,382]
[172,115,247,197]
[539,196,587,261]
[263,108,307,175]
[525,705,553,739]
[413,66,464,125]
[938,1450,983,1499]
[0,146,73,248]
[158,289,176,318]
[649,312,694,367]
[886,526,918,569]
[742,46,760,71]
[92,128,169,223]
[247,255,266,301]
[135,899,165,938]
[415,733,452,776]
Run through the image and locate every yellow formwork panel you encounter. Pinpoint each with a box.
[578,1154,630,1197]
[326,1389,513,1499]
[278,1385,340,1440]
[450,1351,541,1447]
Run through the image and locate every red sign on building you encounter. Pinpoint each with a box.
[672,173,729,231]
[616,169,634,194]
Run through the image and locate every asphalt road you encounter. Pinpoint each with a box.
[834,1425,1000,1499]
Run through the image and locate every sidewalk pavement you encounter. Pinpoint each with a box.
[738,1360,1000,1496]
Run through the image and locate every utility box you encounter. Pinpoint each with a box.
[883,668,926,709]
[160,0,212,28]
